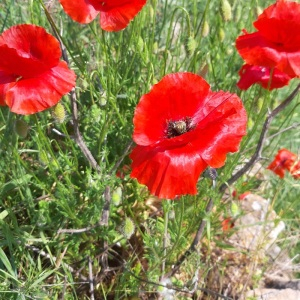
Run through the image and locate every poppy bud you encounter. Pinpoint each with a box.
[256,6,263,17]
[149,4,154,21]
[234,4,242,23]
[14,119,29,138]
[52,102,66,123]
[121,217,135,239]
[137,36,144,53]
[221,0,232,21]
[230,202,239,218]
[202,21,210,37]
[219,28,225,42]
[112,187,122,206]
[187,36,197,56]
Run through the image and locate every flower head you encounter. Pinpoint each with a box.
[0,24,76,115]
[59,0,147,32]
[236,0,300,78]
[130,73,247,199]
[267,148,298,178]
[237,64,291,90]
[222,217,235,232]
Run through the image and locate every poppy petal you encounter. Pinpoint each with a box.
[0,24,61,77]
[133,73,210,146]
[130,144,207,199]
[100,0,147,31]
[267,149,297,178]
[193,91,247,167]
[236,31,281,68]
[237,64,291,90]
[5,61,76,115]
[0,70,17,106]
[59,0,98,24]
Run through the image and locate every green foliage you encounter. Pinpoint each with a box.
[0,0,299,298]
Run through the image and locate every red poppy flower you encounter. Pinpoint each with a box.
[267,148,297,178]
[59,0,147,32]
[130,73,247,199]
[0,24,76,115]
[222,217,235,232]
[237,64,291,90]
[236,0,300,78]
[239,191,251,200]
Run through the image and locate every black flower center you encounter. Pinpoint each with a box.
[166,117,194,138]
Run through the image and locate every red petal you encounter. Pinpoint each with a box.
[0,70,17,106]
[133,72,210,146]
[267,149,297,178]
[222,218,235,231]
[5,61,76,115]
[256,0,300,24]
[236,31,281,68]
[59,0,98,23]
[237,64,291,90]
[193,91,247,168]
[99,0,147,31]
[0,24,61,77]
[130,144,207,199]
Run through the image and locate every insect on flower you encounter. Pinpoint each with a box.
[130,72,247,199]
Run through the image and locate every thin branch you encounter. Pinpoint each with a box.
[57,225,96,234]
[99,186,111,226]
[108,140,134,176]
[41,3,100,172]
[219,83,300,193]
[88,257,95,300]
[68,89,101,171]
[99,186,111,274]
[241,122,300,155]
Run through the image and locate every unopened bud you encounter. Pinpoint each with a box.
[14,119,29,138]
[121,217,135,239]
[112,187,122,206]
[221,0,232,21]
[187,36,197,55]
[52,102,66,123]
[202,21,210,37]
[219,28,225,42]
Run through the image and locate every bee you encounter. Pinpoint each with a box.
[166,117,193,138]
[171,120,187,135]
